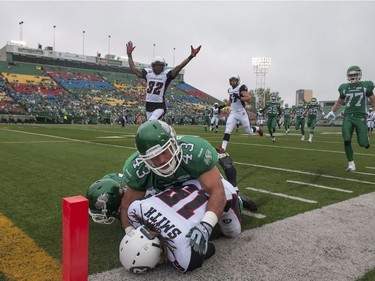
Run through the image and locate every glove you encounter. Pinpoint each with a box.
[123,225,134,235]
[232,93,240,100]
[126,41,136,55]
[324,111,335,119]
[191,45,202,57]
[186,222,212,255]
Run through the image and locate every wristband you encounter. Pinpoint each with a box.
[201,211,218,228]
[188,55,194,60]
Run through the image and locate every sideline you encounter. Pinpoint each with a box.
[89,192,375,281]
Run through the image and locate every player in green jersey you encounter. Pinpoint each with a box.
[119,120,244,266]
[325,66,375,172]
[305,98,324,143]
[262,96,281,143]
[292,99,306,141]
[282,103,292,134]
[203,106,211,132]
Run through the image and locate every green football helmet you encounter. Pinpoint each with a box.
[271,96,277,102]
[86,178,125,224]
[298,99,304,106]
[102,173,126,188]
[135,120,182,177]
[347,65,362,84]
[310,97,317,105]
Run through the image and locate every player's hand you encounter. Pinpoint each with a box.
[191,45,202,57]
[186,222,212,255]
[124,225,135,234]
[232,93,240,100]
[324,111,335,119]
[126,41,136,55]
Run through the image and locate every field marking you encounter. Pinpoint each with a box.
[246,187,317,204]
[354,171,375,176]
[0,213,61,280]
[234,161,375,186]
[0,128,137,150]
[366,166,375,170]
[286,180,353,193]
[241,210,266,219]
[230,141,375,157]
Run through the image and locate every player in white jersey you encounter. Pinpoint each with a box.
[210,102,225,132]
[218,74,263,152]
[367,108,375,134]
[256,109,264,127]
[126,41,201,120]
[126,178,241,273]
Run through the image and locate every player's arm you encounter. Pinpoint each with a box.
[170,45,201,79]
[126,41,143,78]
[239,89,251,103]
[198,166,226,220]
[120,186,145,233]
[369,94,375,110]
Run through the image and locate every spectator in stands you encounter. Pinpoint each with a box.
[126,41,201,120]
[218,74,263,152]
[324,65,375,172]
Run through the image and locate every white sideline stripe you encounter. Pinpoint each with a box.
[1,128,136,150]
[234,161,375,186]
[246,187,317,204]
[286,180,353,193]
[241,210,266,219]
[366,166,375,170]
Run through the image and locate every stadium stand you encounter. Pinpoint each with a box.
[0,51,223,125]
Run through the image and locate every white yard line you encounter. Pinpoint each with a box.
[246,187,317,204]
[234,161,375,185]
[286,180,353,193]
[241,210,266,219]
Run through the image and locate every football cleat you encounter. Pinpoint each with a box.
[345,163,356,172]
[239,193,257,212]
[301,135,305,141]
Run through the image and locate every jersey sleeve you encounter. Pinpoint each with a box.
[122,151,151,192]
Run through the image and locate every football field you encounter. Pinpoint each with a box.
[0,123,374,280]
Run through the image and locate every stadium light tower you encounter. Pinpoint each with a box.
[82,30,85,55]
[153,43,156,58]
[173,47,176,67]
[108,35,111,55]
[252,57,271,109]
[19,21,24,41]
[53,25,56,51]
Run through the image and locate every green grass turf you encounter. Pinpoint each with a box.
[0,123,374,277]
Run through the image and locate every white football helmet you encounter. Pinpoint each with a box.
[119,225,161,273]
[229,74,240,86]
[151,56,167,74]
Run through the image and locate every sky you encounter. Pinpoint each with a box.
[1,1,375,106]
